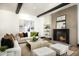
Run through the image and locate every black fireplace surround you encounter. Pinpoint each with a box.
[53,29,69,44]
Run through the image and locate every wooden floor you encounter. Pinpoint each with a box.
[19,43,31,56]
[69,46,79,56]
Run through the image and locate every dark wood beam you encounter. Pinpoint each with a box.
[37,3,70,17]
[16,3,23,14]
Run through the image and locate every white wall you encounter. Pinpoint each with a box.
[18,13,44,36]
[34,15,52,37]
[18,13,37,32]
[18,13,52,37]
[43,15,52,25]
[34,17,44,37]
[0,10,19,38]
[43,15,52,38]
[77,4,79,44]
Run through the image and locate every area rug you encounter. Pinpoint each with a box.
[67,50,74,56]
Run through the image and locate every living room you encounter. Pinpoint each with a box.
[0,3,79,56]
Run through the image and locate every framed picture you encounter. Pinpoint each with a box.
[56,15,66,29]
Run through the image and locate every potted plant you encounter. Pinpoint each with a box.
[32,36,38,42]
[30,32,38,42]
[0,46,8,55]
[0,46,8,52]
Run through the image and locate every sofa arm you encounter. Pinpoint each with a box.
[0,40,21,56]
[5,47,21,56]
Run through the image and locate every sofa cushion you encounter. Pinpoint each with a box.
[23,33,28,37]
[18,32,24,38]
[18,32,28,38]
[1,38,14,48]
[1,33,15,49]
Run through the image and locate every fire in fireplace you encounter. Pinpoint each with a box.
[53,29,69,44]
[59,36,65,41]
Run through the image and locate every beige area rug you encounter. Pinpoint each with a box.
[19,43,74,56]
[67,50,74,56]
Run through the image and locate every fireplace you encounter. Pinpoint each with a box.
[53,29,69,44]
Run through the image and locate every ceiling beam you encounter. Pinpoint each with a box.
[37,3,70,17]
[16,3,23,14]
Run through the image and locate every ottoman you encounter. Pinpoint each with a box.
[32,47,56,56]
[50,43,69,55]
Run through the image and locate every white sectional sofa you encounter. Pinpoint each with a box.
[0,40,21,56]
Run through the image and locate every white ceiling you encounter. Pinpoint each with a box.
[0,3,75,17]
[0,3,61,16]
[0,3,17,12]
[19,3,61,16]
